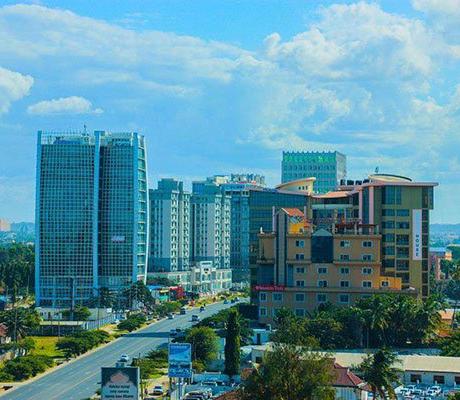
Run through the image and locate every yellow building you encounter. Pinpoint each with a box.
[256,208,406,324]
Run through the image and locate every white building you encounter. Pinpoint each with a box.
[149,179,190,272]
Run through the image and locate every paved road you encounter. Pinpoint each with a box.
[1,301,239,400]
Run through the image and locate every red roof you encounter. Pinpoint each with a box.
[281,208,304,217]
[333,363,368,389]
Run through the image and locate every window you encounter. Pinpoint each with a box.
[362,254,373,261]
[295,253,305,261]
[382,186,401,205]
[396,260,409,271]
[433,375,445,384]
[317,293,327,303]
[295,309,305,317]
[296,280,305,287]
[382,221,395,229]
[273,292,283,302]
[340,280,350,288]
[318,280,328,288]
[259,307,267,316]
[362,241,373,248]
[340,240,351,248]
[295,293,305,302]
[397,221,410,229]
[410,374,422,383]
[455,376,460,385]
[259,292,267,302]
[396,209,409,217]
[340,267,350,274]
[383,234,395,243]
[383,246,395,256]
[338,294,349,304]
[382,209,395,216]
[340,254,350,261]
[296,267,305,274]
[295,240,305,248]
[317,266,328,274]
[362,281,372,288]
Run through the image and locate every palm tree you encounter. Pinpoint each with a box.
[358,348,401,400]
[0,308,41,341]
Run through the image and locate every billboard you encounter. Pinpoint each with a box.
[412,209,422,261]
[101,366,140,400]
[169,343,192,378]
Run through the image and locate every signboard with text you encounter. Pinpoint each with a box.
[168,343,192,378]
[412,209,422,261]
[101,366,139,400]
[254,285,285,291]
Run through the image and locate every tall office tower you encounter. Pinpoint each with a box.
[191,181,231,269]
[97,131,148,291]
[346,174,437,298]
[281,151,347,193]
[148,178,191,272]
[35,131,148,308]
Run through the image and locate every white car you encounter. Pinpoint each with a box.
[119,354,129,362]
[427,386,442,396]
[152,385,164,395]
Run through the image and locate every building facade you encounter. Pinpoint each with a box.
[191,181,231,269]
[255,208,404,323]
[281,151,347,193]
[148,178,190,273]
[35,131,148,307]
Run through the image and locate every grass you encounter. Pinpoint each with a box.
[29,336,64,358]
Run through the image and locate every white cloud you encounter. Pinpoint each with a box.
[412,0,460,17]
[27,96,103,115]
[0,66,33,114]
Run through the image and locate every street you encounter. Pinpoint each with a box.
[0,301,237,400]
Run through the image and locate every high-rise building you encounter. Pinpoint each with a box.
[148,178,191,272]
[281,151,347,193]
[191,181,231,269]
[35,131,148,307]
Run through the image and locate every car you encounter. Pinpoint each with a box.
[427,386,442,396]
[200,305,205,312]
[223,299,229,304]
[167,313,174,319]
[114,319,120,324]
[192,314,200,322]
[170,329,178,337]
[119,354,129,362]
[152,385,164,395]
[230,298,237,303]
[412,388,423,397]
[180,307,187,315]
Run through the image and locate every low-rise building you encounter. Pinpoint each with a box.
[430,247,453,280]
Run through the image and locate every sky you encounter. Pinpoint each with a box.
[0,0,459,223]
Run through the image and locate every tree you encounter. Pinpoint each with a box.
[123,281,155,310]
[0,307,41,341]
[271,309,318,348]
[440,331,460,356]
[62,305,91,321]
[358,348,401,400]
[240,343,335,400]
[224,309,241,376]
[185,326,218,365]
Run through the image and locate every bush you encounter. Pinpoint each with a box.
[2,355,54,381]
[118,314,146,332]
[57,330,110,358]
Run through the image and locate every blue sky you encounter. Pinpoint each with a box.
[0,0,459,223]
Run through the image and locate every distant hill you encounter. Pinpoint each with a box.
[430,224,460,234]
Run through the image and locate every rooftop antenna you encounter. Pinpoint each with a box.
[83,124,87,134]
[375,166,379,174]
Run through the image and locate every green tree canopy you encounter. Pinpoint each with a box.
[185,326,218,365]
[224,308,241,376]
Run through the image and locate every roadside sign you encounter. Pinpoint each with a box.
[168,343,192,378]
[101,366,140,400]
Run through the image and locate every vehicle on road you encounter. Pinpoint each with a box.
[119,354,130,362]
[167,313,174,319]
[170,329,178,338]
[180,307,187,315]
[192,314,200,322]
[223,299,229,304]
[152,385,164,395]
[200,305,205,312]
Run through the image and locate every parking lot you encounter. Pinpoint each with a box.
[396,384,460,400]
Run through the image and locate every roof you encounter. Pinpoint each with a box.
[313,191,350,199]
[333,363,367,388]
[281,208,305,217]
[439,310,455,321]
[214,391,240,400]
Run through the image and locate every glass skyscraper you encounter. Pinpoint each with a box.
[35,131,148,307]
[281,151,347,193]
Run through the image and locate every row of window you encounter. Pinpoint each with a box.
[340,240,374,248]
[295,266,374,275]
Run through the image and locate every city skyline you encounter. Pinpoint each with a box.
[0,1,459,223]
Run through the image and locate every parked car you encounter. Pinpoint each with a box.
[426,386,442,396]
[167,313,174,319]
[192,314,200,322]
[119,354,130,362]
[152,385,164,395]
[180,307,187,315]
[200,305,205,312]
